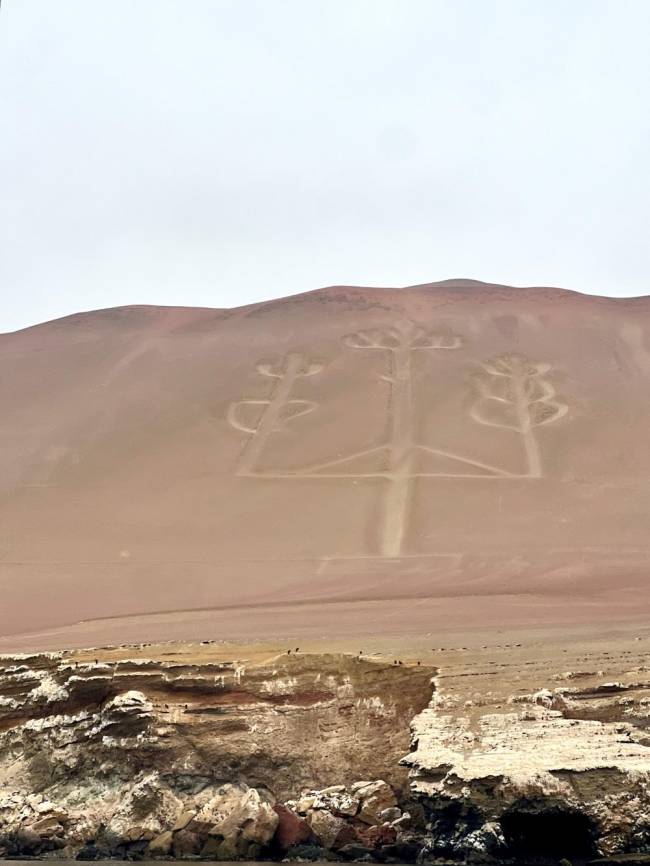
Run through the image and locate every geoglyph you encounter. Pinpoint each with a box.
[228,321,569,557]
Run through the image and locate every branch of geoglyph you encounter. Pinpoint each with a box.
[470,355,568,432]
[343,325,462,350]
[227,399,270,434]
[256,359,323,378]
[228,397,318,435]
[228,351,323,439]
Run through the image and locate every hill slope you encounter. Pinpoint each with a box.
[2,279,649,649]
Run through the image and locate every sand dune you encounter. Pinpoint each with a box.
[1,279,650,650]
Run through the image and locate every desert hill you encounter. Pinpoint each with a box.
[2,278,650,649]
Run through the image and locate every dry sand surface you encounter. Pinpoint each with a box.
[1,278,650,652]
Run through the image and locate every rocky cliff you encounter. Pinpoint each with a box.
[406,637,650,862]
[1,640,650,862]
[0,648,431,860]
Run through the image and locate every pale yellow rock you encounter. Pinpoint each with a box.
[195,784,278,847]
[172,810,195,831]
[148,830,173,855]
[355,780,398,825]
[312,789,359,817]
[307,808,348,848]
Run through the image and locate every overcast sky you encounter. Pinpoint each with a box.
[1,1,649,332]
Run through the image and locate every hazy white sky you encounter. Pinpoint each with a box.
[1,0,649,332]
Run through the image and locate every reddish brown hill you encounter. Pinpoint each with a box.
[2,279,650,649]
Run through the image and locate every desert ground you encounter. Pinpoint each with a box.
[1,278,650,651]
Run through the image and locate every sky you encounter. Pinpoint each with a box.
[1,0,649,332]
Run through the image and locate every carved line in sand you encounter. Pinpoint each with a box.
[342,322,467,557]
[227,352,323,476]
[227,322,568,557]
[470,353,568,479]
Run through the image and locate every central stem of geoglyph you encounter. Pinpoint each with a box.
[343,322,462,558]
[381,343,415,557]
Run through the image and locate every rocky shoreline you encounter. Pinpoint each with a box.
[1,644,650,863]
[1,777,424,862]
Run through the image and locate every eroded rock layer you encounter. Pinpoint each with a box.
[2,639,650,862]
[0,649,431,860]
[406,636,650,861]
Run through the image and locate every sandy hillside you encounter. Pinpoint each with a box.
[1,278,650,651]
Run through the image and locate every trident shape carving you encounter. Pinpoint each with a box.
[470,353,568,477]
[228,352,323,476]
[342,321,462,352]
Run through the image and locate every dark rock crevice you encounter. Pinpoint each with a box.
[500,805,598,861]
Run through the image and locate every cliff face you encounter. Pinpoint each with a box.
[2,641,650,862]
[0,650,433,794]
[0,649,432,859]
[405,639,650,861]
